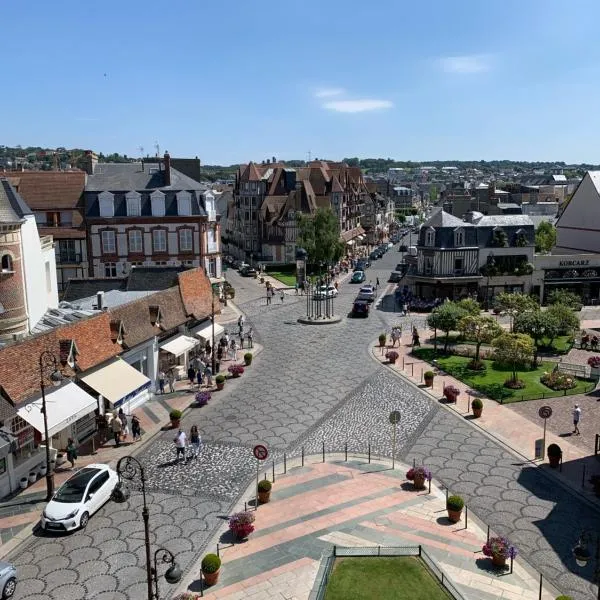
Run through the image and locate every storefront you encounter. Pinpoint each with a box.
[80,357,152,414]
[191,320,224,345]
[16,381,98,449]
[159,333,199,378]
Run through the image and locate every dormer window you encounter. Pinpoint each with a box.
[425,228,435,247]
[110,320,126,344]
[150,191,165,217]
[149,305,163,328]
[454,228,465,247]
[98,192,114,217]
[60,339,79,369]
[126,191,141,216]
[177,191,192,216]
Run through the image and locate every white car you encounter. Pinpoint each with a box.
[41,464,119,532]
[358,285,376,302]
[314,285,338,299]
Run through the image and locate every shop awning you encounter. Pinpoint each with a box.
[190,321,224,342]
[159,334,199,357]
[209,277,226,284]
[346,240,355,245]
[80,358,151,408]
[17,382,97,440]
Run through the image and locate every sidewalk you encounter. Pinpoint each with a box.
[175,457,559,600]
[371,326,600,507]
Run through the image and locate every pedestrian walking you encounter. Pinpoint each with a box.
[266,288,272,305]
[131,415,141,442]
[111,414,122,447]
[573,404,581,435]
[232,340,239,361]
[280,290,285,303]
[167,369,175,393]
[174,428,187,462]
[121,412,130,441]
[217,344,224,363]
[412,326,420,347]
[204,364,213,387]
[197,368,203,387]
[189,425,201,459]
[187,366,196,385]
[158,370,166,394]
[239,331,245,348]
[376,277,380,288]
[294,282,299,295]
[224,332,230,345]
[247,328,253,348]
[66,438,77,469]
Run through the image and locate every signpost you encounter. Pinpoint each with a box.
[389,411,401,469]
[537,406,552,460]
[253,444,268,508]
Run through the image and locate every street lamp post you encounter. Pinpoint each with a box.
[573,530,600,600]
[211,287,217,374]
[112,455,181,600]
[39,351,63,501]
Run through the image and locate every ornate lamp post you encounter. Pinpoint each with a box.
[112,456,182,600]
[573,530,600,599]
[39,351,63,501]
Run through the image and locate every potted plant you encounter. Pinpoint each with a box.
[471,398,483,418]
[385,350,399,364]
[244,352,253,366]
[424,370,434,387]
[228,364,245,378]
[169,409,182,429]
[28,471,37,484]
[482,536,517,567]
[38,463,48,477]
[443,384,460,403]
[588,356,600,379]
[446,495,464,523]
[228,511,256,540]
[547,443,562,468]
[406,466,431,490]
[201,553,221,586]
[19,477,28,490]
[194,391,211,407]
[379,333,387,347]
[215,374,226,391]
[258,479,272,504]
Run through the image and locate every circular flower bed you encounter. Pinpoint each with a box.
[504,378,525,389]
[541,371,576,391]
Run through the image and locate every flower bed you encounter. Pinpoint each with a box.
[540,371,577,391]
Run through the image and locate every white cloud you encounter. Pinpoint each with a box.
[323,99,393,113]
[438,54,491,74]
[314,88,345,98]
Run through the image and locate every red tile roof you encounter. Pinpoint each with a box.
[1,171,85,210]
[177,267,214,319]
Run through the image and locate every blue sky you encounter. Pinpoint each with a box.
[3,0,600,164]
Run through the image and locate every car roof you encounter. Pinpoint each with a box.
[354,299,368,304]
[62,467,104,489]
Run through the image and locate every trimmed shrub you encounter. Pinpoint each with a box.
[471,398,483,410]
[169,409,183,420]
[424,370,434,378]
[201,554,221,574]
[446,495,464,511]
[258,480,272,492]
[215,374,226,384]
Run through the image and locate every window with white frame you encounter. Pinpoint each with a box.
[177,191,192,216]
[425,229,435,247]
[150,191,165,217]
[126,192,141,216]
[204,193,216,221]
[208,258,217,277]
[128,230,143,253]
[179,228,193,252]
[101,230,116,253]
[152,229,167,253]
[104,262,117,277]
[207,228,217,253]
[8,414,34,455]
[98,192,114,217]
[454,228,465,247]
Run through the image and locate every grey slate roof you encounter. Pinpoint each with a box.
[126,266,186,291]
[0,178,32,223]
[85,163,204,191]
[63,278,127,302]
[73,290,157,310]
[424,209,472,228]
[474,215,534,227]
[31,306,99,335]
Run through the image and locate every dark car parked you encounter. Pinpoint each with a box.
[352,299,370,317]
[240,266,257,277]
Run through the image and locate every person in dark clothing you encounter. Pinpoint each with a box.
[188,366,196,384]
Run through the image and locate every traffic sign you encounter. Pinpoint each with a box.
[253,444,268,461]
[389,411,401,425]
[538,406,552,420]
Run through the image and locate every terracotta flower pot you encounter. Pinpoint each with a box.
[258,490,271,504]
[492,554,506,567]
[413,474,426,490]
[232,373,240,378]
[447,509,462,523]
[548,455,560,468]
[424,376,434,388]
[202,569,220,586]
[472,408,482,418]
[216,382,225,391]
[171,418,180,429]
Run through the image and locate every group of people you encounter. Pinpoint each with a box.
[388,325,420,347]
[173,425,202,461]
[266,285,285,305]
[96,407,142,448]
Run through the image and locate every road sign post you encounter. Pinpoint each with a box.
[538,406,552,461]
[253,445,268,508]
[389,411,401,469]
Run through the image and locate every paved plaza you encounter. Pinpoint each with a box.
[4,253,600,599]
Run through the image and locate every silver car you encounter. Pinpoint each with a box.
[0,561,16,598]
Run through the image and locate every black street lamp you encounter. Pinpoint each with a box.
[573,530,600,600]
[112,455,181,600]
[39,351,63,501]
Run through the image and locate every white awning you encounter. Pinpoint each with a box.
[17,382,97,440]
[159,334,199,357]
[209,277,226,284]
[346,240,355,245]
[190,321,224,342]
[80,358,151,408]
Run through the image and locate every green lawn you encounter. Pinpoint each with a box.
[433,334,573,355]
[412,347,593,403]
[267,271,297,286]
[324,557,452,600]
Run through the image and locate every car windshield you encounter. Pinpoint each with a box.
[52,468,99,503]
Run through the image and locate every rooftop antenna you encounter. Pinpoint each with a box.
[154,141,160,157]
[307,150,312,163]
[139,146,144,158]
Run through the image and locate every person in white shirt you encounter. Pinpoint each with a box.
[174,429,187,462]
[573,404,581,435]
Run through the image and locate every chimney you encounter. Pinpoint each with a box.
[266,158,270,164]
[83,150,97,175]
[163,151,171,186]
[272,156,276,164]
[97,291,104,310]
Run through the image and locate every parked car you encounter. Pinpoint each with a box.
[369,252,380,261]
[352,299,370,317]
[357,285,376,303]
[314,285,338,299]
[0,562,16,599]
[388,272,402,283]
[351,270,366,283]
[41,464,119,532]
[237,262,250,272]
[398,244,408,252]
[240,266,257,277]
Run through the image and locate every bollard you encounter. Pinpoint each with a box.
[272,460,275,482]
[428,478,431,494]
[510,553,513,574]
[420,367,423,382]
[538,573,542,600]
[582,464,586,489]
[413,457,416,468]
[244,501,247,512]
[322,441,325,463]
[302,446,305,467]
[284,453,287,473]
[467,393,470,413]
[264,471,267,481]
[465,506,468,529]
[216,543,220,558]
[445,487,448,502]
[345,442,348,462]
[368,442,371,464]
[402,356,405,370]
[91,436,97,455]
[487,525,490,543]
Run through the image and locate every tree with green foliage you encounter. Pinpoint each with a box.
[427,303,468,352]
[513,309,561,365]
[456,298,481,316]
[547,289,582,310]
[494,292,538,331]
[296,207,345,268]
[535,221,557,254]
[459,314,503,365]
[546,303,580,337]
[410,208,419,215]
[492,333,535,383]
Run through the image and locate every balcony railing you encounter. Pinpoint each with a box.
[58,253,82,264]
